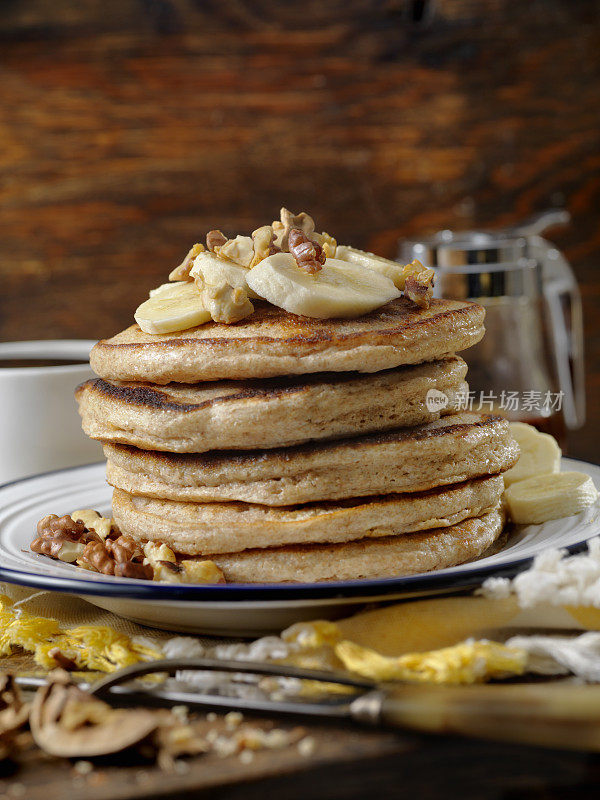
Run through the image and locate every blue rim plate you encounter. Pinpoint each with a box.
[1,458,599,604]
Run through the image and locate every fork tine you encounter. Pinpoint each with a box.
[90,657,375,696]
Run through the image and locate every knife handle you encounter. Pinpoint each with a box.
[352,683,600,751]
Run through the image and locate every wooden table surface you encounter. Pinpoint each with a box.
[4,724,600,800]
[2,695,600,800]
[0,1,599,796]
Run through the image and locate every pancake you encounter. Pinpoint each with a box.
[105,413,518,506]
[202,508,505,583]
[90,297,485,384]
[77,356,468,453]
[111,474,504,555]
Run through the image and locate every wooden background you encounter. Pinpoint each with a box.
[0,0,598,459]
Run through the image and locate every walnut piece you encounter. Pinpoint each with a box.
[288,228,326,275]
[274,208,316,251]
[106,534,144,564]
[250,225,280,268]
[206,230,228,252]
[201,281,254,324]
[70,509,113,540]
[0,673,30,760]
[215,235,254,267]
[143,541,177,566]
[169,243,205,282]
[79,541,115,575]
[48,648,78,671]
[153,559,225,584]
[114,561,153,580]
[311,231,337,259]
[30,675,158,758]
[31,514,101,559]
[55,540,86,563]
[402,259,435,309]
[182,560,226,584]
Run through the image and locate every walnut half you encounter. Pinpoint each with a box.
[274,208,316,252]
[250,225,280,268]
[288,228,326,275]
[169,243,205,282]
[402,259,435,309]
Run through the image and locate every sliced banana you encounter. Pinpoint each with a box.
[503,422,562,487]
[149,281,188,298]
[335,245,406,289]
[134,281,210,335]
[246,253,401,319]
[505,471,598,524]
[190,251,259,299]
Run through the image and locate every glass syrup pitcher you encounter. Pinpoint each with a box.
[399,210,585,447]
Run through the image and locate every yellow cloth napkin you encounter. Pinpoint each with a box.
[0,583,528,684]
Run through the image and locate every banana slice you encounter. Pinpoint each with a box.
[134,281,210,334]
[503,422,562,486]
[190,251,259,299]
[149,281,187,298]
[246,253,401,319]
[505,472,598,524]
[335,245,406,289]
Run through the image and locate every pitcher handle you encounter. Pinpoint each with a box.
[534,238,585,430]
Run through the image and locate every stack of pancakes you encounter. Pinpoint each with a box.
[77,298,519,583]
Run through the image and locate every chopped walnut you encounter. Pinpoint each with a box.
[169,243,205,282]
[152,561,183,583]
[30,676,158,758]
[288,229,326,275]
[215,235,254,267]
[153,559,225,584]
[114,561,153,580]
[79,541,115,575]
[250,225,280,268]
[206,230,227,252]
[70,509,113,540]
[55,541,86,563]
[48,648,78,671]
[402,259,435,309]
[0,673,30,760]
[182,560,226,584]
[274,208,316,252]
[143,541,177,566]
[106,534,144,564]
[311,231,337,259]
[31,514,101,560]
[201,281,254,324]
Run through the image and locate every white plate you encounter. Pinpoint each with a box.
[0,459,598,636]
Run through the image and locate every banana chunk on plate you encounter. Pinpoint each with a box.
[247,252,401,319]
[505,471,598,524]
[135,282,211,335]
[503,422,561,487]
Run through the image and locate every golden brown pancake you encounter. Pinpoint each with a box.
[77,356,468,453]
[104,413,518,505]
[90,298,485,384]
[198,508,505,583]
[111,475,504,555]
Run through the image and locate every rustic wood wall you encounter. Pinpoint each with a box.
[0,0,598,457]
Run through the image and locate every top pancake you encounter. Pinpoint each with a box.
[90,297,485,383]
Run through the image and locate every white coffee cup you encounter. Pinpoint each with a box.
[0,340,103,484]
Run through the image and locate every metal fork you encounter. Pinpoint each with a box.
[16,657,600,752]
